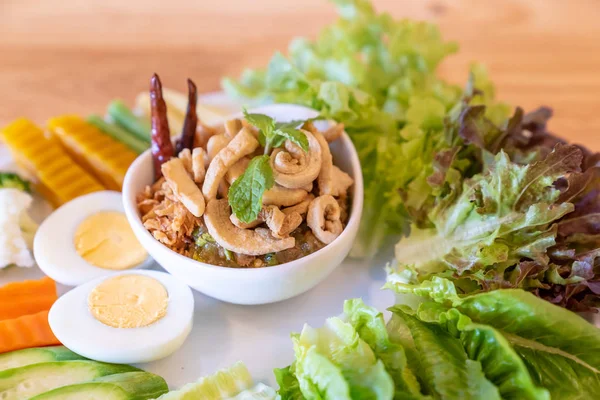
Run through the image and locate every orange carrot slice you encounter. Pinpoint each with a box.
[0,278,57,320]
[0,310,60,354]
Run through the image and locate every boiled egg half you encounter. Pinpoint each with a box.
[49,270,194,364]
[34,191,153,286]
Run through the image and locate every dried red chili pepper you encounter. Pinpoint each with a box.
[150,73,174,180]
[175,79,198,154]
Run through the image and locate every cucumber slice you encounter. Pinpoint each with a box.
[0,346,86,373]
[87,115,149,154]
[0,360,138,400]
[107,100,152,142]
[157,362,253,399]
[29,371,168,400]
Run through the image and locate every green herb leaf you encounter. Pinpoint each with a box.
[223,248,234,261]
[243,109,275,146]
[275,119,306,130]
[228,155,274,223]
[275,116,323,130]
[243,110,310,153]
[274,127,309,151]
[270,135,287,149]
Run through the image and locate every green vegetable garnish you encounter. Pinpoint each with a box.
[225,0,510,258]
[107,100,151,143]
[227,111,317,223]
[0,172,31,193]
[392,144,579,280]
[195,232,215,247]
[243,110,309,154]
[264,253,279,266]
[228,155,274,223]
[386,277,600,399]
[87,115,148,154]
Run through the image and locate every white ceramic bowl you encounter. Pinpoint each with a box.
[122,104,363,305]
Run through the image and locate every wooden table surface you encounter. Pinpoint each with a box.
[1,0,599,149]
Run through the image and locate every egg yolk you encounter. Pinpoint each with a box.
[88,274,168,328]
[74,211,147,270]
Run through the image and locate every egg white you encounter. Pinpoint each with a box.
[49,270,194,364]
[34,191,153,286]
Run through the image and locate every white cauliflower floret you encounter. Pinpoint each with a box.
[0,188,38,268]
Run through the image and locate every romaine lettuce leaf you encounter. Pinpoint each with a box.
[294,318,394,399]
[342,299,422,398]
[274,365,304,400]
[395,303,549,400]
[390,312,500,400]
[386,277,600,397]
[515,346,600,400]
[292,343,350,400]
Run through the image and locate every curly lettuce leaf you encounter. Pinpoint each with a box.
[532,167,600,311]
[273,366,304,400]
[292,343,351,400]
[223,0,510,258]
[393,144,581,284]
[292,318,394,399]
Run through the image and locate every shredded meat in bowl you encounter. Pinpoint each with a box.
[137,178,202,256]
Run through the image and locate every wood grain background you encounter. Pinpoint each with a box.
[1,0,599,149]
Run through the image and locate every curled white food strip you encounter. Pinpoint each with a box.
[307,195,343,244]
[178,149,193,174]
[323,123,344,142]
[194,123,217,149]
[204,199,295,255]
[218,181,230,200]
[224,119,243,138]
[270,129,322,189]
[230,213,261,229]
[202,128,259,201]
[263,185,308,207]
[312,129,333,196]
[230,205,302,238]
[192,147,207,184]
[162,158,205,217]
[206,134,231,164]
[330,165,354,197]
[282,194,315,216]
[225,157,251,185]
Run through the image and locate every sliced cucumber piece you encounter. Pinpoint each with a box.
[107,100,152,142]
[0,346,86,373]
[157,362,253,399]
[0,360,138,400]
[30,371,168,400]
[87,115,149,154]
